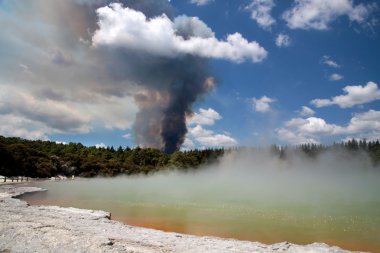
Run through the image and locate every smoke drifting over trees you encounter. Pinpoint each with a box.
[78,0,210,153]
[1,135,380,179]
[0,0,266,152]
[91,1,266,153]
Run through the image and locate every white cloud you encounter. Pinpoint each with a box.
[277,110,380,144]
[189,108,222,125]
[182,137,195,150]
[321,55,341,68]
[329,73,344,81]
[55,141,67,145]
[95,143,107,149]
[122,133,131,139]
[277,128,319,145]
[188,125,238,147]
[189,124,214,138]
[84,95,138,130]
[0,114,50,141]
[344,110,380,135]
[311,81,380,108]
[174,15,214,38]
[0,1,143,142]
[283,0,373,30]
[246,0,276,29]
[92,3,267,63]
[196,134,238,147]
[252,96,276,113]
[190,0,213,6]
[286,117,341,135]
[0,85,91,134]
[275,33,291,47]
[299,106,315,116]
[185,108,237,148]
[0,84,138,140]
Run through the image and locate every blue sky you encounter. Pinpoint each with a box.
[0,0,379,149]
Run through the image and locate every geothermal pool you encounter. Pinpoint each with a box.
[20,152,380,252]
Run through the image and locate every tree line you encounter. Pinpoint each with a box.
[0,136,224,178]
[1,136,379,178]
[269,139,380,165]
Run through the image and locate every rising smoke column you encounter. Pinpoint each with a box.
[0,0,265,145]
[92,1,267,153]
[148,57,213,153]
[131,55,213,153]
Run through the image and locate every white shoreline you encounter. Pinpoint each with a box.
[0,185,364,253]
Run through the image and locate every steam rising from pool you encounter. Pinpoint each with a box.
[23,149,380,251]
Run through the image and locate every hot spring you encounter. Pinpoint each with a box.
[20,150,380,252]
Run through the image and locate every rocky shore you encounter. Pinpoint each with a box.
[0,185,363,253]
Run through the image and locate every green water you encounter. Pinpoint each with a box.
[21,171,380,252]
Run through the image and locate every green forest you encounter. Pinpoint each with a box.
[0,136,224,178]
[1,135,379,178]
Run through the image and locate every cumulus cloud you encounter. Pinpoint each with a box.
[93,3,267,63]
[344,110,380,135]
[182,137,195,150]
[55,141,67,145]
[95,143,107,149]
[277,110,380,144]
[0,0,142,141]
[283,0,374,30]
[275,33,291,47]
[0,83,138,140]
[91,2,262,153]
[174,15,214,38]
[299,106,315,116]
[329,73,344,81]
[0,114,50,141]
[184,108,237,148]
[276,128,319,145]
[252,96,276,113]
[188,108,222,125]
[2,0,257,150]
[246,0,276,29]
[196,133,238,147]
[188,125,238,147]
[311,81,380,108]
[189,124,214,138]
[190,0,213,6]
[321,55,341,68]
[122,133,131,139]
[286,117,341,135]
[0,85,91,134]
[0,0,272,154]
[87,95,138,130]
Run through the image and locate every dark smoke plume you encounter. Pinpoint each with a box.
[130,55,213,153]
[136,56,213,153]
[91,1,215,153]
[66,0,219,153]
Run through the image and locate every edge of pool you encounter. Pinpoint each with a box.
[0,184,367,253]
